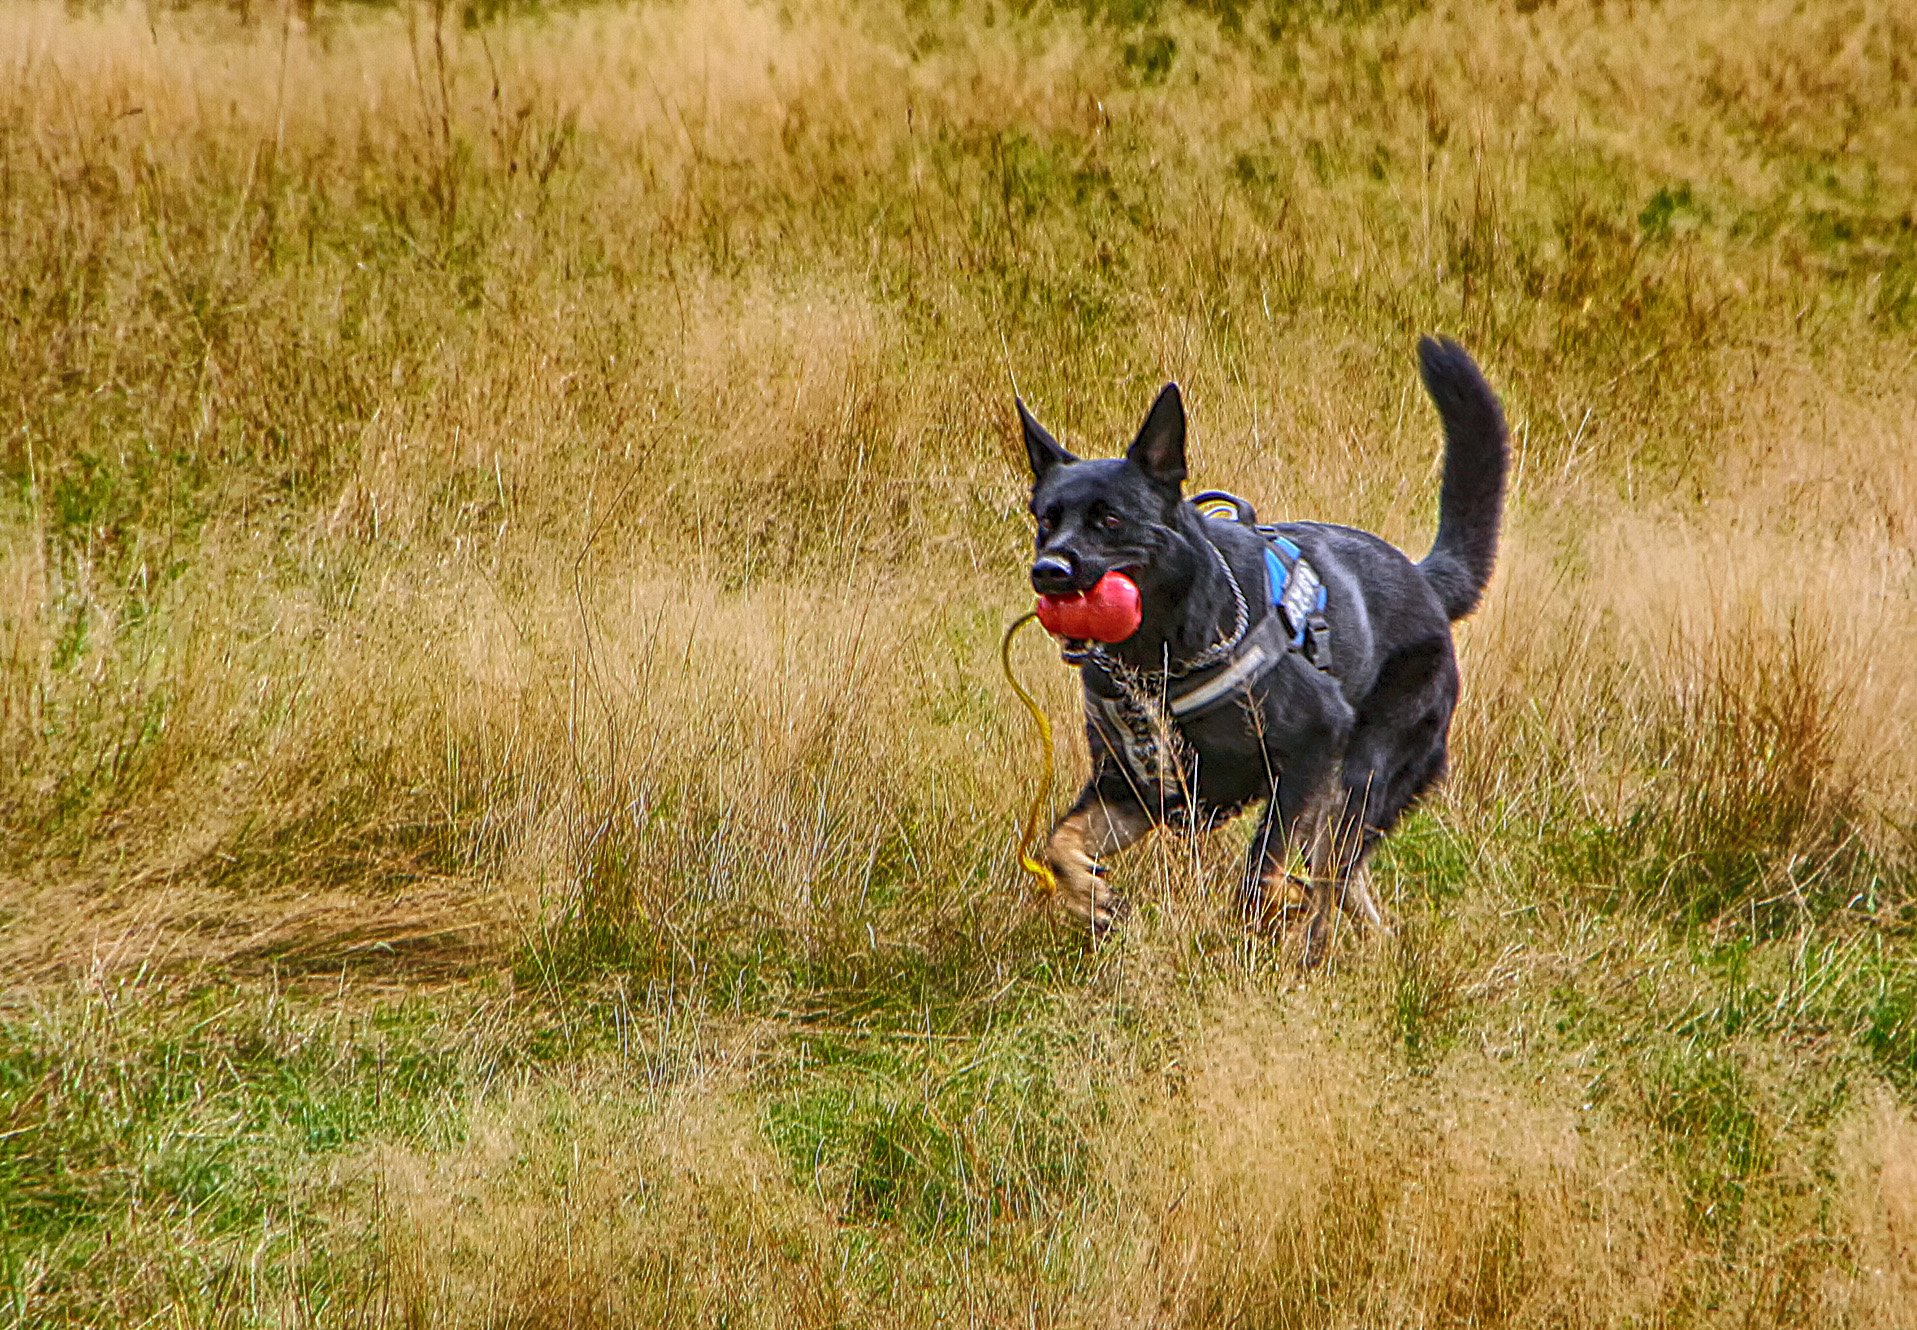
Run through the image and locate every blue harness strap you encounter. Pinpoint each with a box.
[1262,535,1328,652]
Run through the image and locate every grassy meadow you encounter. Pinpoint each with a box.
[3,0,1916,1322]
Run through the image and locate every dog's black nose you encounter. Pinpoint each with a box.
[1031,553,1078,595]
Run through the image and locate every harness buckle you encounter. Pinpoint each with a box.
[1304,614,1334,670]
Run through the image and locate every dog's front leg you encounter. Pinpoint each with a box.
[1296,785,1382,968]
[1044,783,1151,939]
[1237,792,1307,929]
[1232,786,1376,949]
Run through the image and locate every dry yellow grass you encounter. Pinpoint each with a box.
[1,0,1914,1324]
[360,1002,1917,1328]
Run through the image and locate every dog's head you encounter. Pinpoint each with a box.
[1019,384,1189,596]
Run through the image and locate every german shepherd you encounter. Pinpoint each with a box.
[1019,336,1508,963]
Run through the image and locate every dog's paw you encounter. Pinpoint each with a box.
[1296,884,1357,971]
[1053,866,1128,941]
[1238,873,1309,932]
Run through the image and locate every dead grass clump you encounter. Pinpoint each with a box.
[1618,619,1880,928]
[374,1073,851,1330]
[1833,1094,1917,1330]
[1454,529,1911,936]
[512,574,1052,1012]
[1099,1010,1678,1329]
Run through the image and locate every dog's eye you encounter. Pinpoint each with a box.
[1099,511,1124,531]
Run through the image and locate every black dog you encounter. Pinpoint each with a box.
[1020,337,1507,962]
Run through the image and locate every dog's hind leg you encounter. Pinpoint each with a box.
[1329,640,1458,936]
[1340,855,1386,930]
[1045,784,1151,939]
[1297,788,1373,967]
[1332,775,1389,932]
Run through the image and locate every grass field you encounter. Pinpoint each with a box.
[3,0,1915,1323]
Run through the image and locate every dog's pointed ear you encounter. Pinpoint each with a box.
[1127,383,1187,489]
[1018,398,1074,479]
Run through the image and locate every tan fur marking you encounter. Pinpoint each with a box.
[1044,801,1149,934]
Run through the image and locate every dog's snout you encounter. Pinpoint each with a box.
[1030,552,1077,595]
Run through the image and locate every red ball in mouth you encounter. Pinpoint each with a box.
[1035,570,1142,643]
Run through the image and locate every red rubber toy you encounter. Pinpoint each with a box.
[1035,570,1142,643]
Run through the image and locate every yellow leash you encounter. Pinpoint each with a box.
[1000,612,1059,895]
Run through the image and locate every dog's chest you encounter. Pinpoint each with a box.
[1082,681,1281,819]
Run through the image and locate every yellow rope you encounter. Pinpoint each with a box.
[999,611,1059,895]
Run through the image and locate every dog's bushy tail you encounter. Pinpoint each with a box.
[1417,336,1509,622]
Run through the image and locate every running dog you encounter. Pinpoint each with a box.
[1020,336,1508,963]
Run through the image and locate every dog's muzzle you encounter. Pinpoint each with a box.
[1030,552,1080,596]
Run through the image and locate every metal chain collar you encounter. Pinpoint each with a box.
[1087,531,1248,682]
[1095,655,1197,816]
